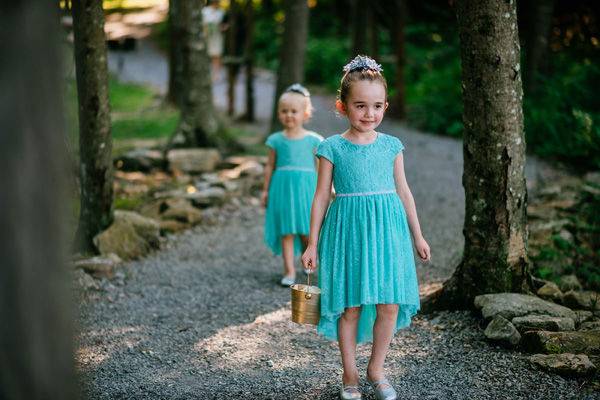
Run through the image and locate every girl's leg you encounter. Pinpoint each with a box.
[281,235,296,278]
[367,304,399,382]
[338,306,361,385]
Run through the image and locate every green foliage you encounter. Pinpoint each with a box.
[109,78,157,113]
[305,37,350,91]
[524,57,600,170]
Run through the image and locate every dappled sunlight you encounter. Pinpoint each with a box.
[76,326,147,372]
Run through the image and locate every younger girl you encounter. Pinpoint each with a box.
[263,84,323,286]
[302,56,430,400]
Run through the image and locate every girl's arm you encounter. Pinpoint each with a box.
[302,158,334,270]
[261,149,276,206]
[394,153,431,261]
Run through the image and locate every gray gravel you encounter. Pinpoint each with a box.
[76,40,600,399]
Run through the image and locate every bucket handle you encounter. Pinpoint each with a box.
[305,262,313,300]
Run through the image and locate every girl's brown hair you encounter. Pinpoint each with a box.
[338,68,388,104]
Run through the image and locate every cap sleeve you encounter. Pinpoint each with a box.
[392,136,405,156]
[311,133,324,151]
[316,139,334,164]
[265,133,279,150]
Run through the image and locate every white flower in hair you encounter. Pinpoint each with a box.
[343,55,383,73]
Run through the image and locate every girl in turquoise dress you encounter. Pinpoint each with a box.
[263,84,323,287]
[302,56,430,400]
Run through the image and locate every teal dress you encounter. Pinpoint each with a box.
[265,131,323,255]
[315,133,420,343]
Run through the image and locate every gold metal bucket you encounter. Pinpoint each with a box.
[291,272,320,325]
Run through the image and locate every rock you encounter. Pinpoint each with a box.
[527,204,557,221]
[557,229,574,243]
[115,148,164,172]
[73,269,100,291]
[73,254,121,279]
[186,187,228,208]
[161,201,203,224]
[584,171,600,186]
[574,310,595,325]
[530,276,549,290]
[159,219,189,235]
[511,315,574,332]
[563,290,600,311]
[94,211,160,260]
[530,353,596,377]
[537,282,564,303]
[579,321,600,331]
[559,274,582,292]
[114,210,160,247]
[522,330,600,355]
[167,148,221,174]
[484,315,521,346]
[474,293,576,321]
[582,184,600,196]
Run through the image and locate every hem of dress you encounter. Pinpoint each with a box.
[316,301,420,344]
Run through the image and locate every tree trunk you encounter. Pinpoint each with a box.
[173,0,219,147]
[390,0,407,119]
[168,0,185,107]
[243,0,255,122]
[424,0,531,311]
[0,1,77,399]
[524,0,555,93]
[270,0,309,132]
[351,0,369,56]
[72,0,114,253]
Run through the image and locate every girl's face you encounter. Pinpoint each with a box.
[337,80,387,133]
[278,93,308,129]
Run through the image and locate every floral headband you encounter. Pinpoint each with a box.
[343,55,383,73]
[284,83,310,97]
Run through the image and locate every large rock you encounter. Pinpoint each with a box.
[522,330,600,355]
[574,310,595,325]
[73,254,121,279]
[511,315,574,332]
[94,211,160,260]
[484,315,521,346]
[579,321,600,331]
[559,274,582,292]
[186,187,228,208]
[167,148,221,174]
[115,148,164,172]
[530,353,596,377]
[159,198,202,224]
[474,293,576,321]
[537,282,563,303]
[563,290,600,311]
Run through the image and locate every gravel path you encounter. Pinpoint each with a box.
[75,40,600,399]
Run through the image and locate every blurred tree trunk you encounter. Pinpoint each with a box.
[524,0,555,93]
[425,0,530,310]
[351,0,368,56]
[270,0,309,132]
[72,0,114,253]
[1,1,77,399]
[243,0,255,122]
[168,0,185,107]
[172,0,218,147]
[390,0,407,119]
[226,0,242,116]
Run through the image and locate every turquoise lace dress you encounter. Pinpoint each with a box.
[315,133,420,343]
[264,131,323,255]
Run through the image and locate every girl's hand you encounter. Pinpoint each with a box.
[415,237,431,262]
[301,245,318,271]
[260,190,268,207]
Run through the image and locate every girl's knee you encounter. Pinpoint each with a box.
[341,306,361,321]
[377,304,399,317]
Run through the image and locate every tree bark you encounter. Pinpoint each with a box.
[168,0,185,107]
[424,0,531,311]
[173,0,219,147]
[270,0,309,132]
[524,0,555,93]
[72,0,114,253]
[350,0,369,56]
[0,1,77,399]
[243,0,255,122]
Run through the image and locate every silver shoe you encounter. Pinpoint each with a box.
[340,383,362,400]
[367,377,397,400]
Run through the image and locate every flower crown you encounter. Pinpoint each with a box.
[284,83,310,97]
[342,55,383,73]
